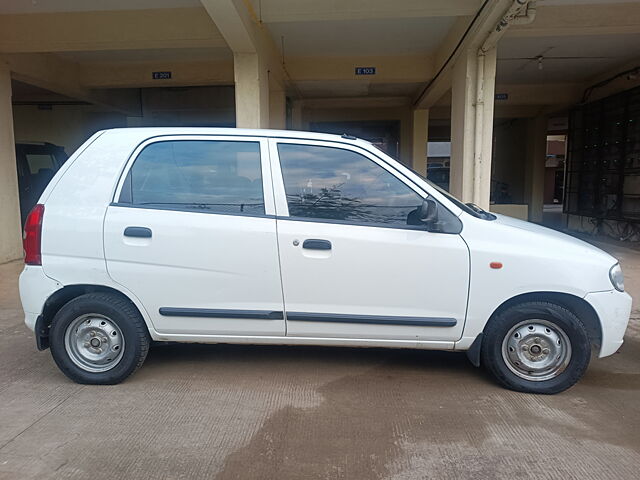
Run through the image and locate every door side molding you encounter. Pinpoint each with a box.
[286,312,457,327]
[159,308,284,320]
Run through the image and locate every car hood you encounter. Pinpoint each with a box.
[490,213,617,266]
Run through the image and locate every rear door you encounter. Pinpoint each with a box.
[269,139,470,343]
[104,136,285,337]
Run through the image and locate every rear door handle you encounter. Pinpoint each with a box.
[302,239,331,250]
[124,226,152,238]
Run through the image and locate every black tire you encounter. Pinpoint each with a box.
[49,292,150,384]
[481,301,591,394]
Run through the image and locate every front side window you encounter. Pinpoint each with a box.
[278,143,423,226]
[124,140,264,215]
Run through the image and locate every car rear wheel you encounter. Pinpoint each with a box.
[50,292,150,384]
[481,301,591,394]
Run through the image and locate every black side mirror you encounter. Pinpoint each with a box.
[418,198,439,225]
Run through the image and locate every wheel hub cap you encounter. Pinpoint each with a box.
[501,320,572,382]
[64,314,125,373]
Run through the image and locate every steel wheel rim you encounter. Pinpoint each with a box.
[501,319,572,382]
[64,314,125,373]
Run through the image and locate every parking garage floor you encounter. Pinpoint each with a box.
[1,241,639,480]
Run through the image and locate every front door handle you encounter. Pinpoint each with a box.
[124,226,152,238]
[302,239,331,250]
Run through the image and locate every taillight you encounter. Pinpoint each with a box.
[23,204,44,265]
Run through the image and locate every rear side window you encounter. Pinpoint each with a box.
[25,153,57,174]
[277,143,423,226]
[121,140,264,215]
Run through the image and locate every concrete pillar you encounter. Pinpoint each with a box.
[269,84,286,130]
[450,51,477,202]
[449,48,497,208]
[0,64,22,263]
[412,109,429,176]
[291,101,303,130]
[477,48,497,208]
[524,115,547,223]
[233,52,269,129]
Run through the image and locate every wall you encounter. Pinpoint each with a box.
[491,118,527,204]
[13,104,126,154]
[13,86,237,156]
[301,105,414,166]
[130,86,235,127]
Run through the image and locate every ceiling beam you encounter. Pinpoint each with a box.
[251,0,481,23]
[200,1,258,53]
[200,0,289,88]
[76,54,434,89]
[299,96,411,109]
[285,55,433,83]
[578,57,640,104]
[0,8,226,53]
[432,83,582,108]
[80,60,234,89]
[505,2,640,38]
[493,83,581,106]
[414,0,517,108]
[3,54,140,115]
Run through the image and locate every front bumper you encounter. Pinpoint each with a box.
[584,289,632,357]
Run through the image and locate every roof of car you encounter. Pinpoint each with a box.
[98,127,371,147]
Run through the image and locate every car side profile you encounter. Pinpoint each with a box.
[19,128,631,394]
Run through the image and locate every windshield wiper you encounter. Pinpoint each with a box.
[465,203,496,220]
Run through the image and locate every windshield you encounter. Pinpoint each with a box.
[365,142,495,220]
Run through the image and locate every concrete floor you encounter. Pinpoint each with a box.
[0,242,639,480]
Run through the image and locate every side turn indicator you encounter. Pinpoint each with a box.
[490,262,503,269]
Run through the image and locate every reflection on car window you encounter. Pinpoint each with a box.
[278,143,423,226]
[127,140,264,215]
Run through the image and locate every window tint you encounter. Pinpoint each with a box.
[126,140,264,215]
[278,143,423,226]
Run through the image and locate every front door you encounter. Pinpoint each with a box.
[104,136,285,336]
[269,139,469,342]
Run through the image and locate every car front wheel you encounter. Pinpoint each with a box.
[481,301,591,394]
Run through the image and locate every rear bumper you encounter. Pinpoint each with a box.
[584,289,632,358]
[19,265,61,332]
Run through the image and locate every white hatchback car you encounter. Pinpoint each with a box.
[19,128,631,393]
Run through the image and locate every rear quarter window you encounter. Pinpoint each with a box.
[120,140,264,215]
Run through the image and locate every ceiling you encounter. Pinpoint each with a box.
[497,33,640,84]
[56,47,231,64]
[0,0,200,14]
[269,16,457,57]
[2,0,639,104]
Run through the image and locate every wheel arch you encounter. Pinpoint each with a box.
[37,284,150,350]
[489,291,602,348]
[467,291,602,367]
